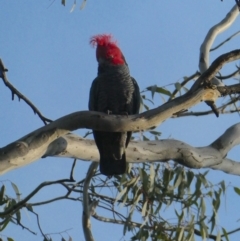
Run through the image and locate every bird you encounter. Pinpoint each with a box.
[88,34,140,176]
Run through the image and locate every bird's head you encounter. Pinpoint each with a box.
[90,34,125,65]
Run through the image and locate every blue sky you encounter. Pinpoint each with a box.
[0,1,240,240]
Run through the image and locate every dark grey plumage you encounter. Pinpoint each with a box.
[89,63,140,176]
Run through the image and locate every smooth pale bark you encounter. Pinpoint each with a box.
[44,123,240,176]
[0,87,219,175]
[199,4,239,85]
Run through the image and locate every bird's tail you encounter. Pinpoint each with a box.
[100,153,126,176]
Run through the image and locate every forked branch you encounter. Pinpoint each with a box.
[0,59,52,125]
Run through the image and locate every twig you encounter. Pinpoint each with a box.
[0,178,75,216]
[193,228,223,241]
[11,216,37,235]
[82,162,98,241]
[210,31,240,51]
[225,226,240,236]
[0,59,52,125]
[192,49,240,91]
[92,212,152,229]
[216,67,240,80]
[30,210,47,239]
[45,228,73,240]
[173,96,240,117]
[70,158,77,181]
[217,83,240,96]
[176,108,240,117]
[168,71,200,101]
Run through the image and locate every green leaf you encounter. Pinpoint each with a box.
[159,93,166,103]
[174,209,180,218]
[70,0,76,12]
[16,210,21,223]
[195,175,202,193]
[141,201,148,217]
[43,237,52,241]
[146,85,157,99]
[188,230,194,241]
[7,238,14,241]
[25,204,33,212]
[213,190,221,211]
[234,186,240,195]
[146,85,171,98]
[126,176,138,187]
[200,197,206,218]
[222,227,230,241]
[178,227,184,241]
[149,164,155,193]
[173,170,183,189]
[130,192,141,213]
[219,180,226,194]
[198,173,209,188]
[142,135,149,141]
[11,182,21,201]
[0,217,11,231]
[141,94,154,104]
[163,168,173,187]
[209,213,216,234]
[186,171,194,188]
[0,185,5,204]
[115,187,127,203]
[139,168,148,192]
[200,224,206,240]
[80,0,87,10]
[149,130,162,136]
[143,103,149,110]
[174,82,182,94]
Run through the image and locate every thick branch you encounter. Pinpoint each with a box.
[199,4,239,85]
[43,122,240,175]
[217,83,240,95]
[0,86,217,175]
[0,51,240,175]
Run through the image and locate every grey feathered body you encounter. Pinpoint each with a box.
[89,63,140,176]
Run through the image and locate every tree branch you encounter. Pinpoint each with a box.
[199,4,239,85]
[0,50,240,176]
[0,86,217,175]
[192,49,240,91]
[198,4,239,116]
[82,162,98,241]
[0,59,52,125]
[210,30,240,51]
[168,71,200,100]
[0,178,74,216]
[37,122,240,176]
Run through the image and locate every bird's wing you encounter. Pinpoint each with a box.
[126,77,141,148]
[88,77,99,111]
[131,77,141,115]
